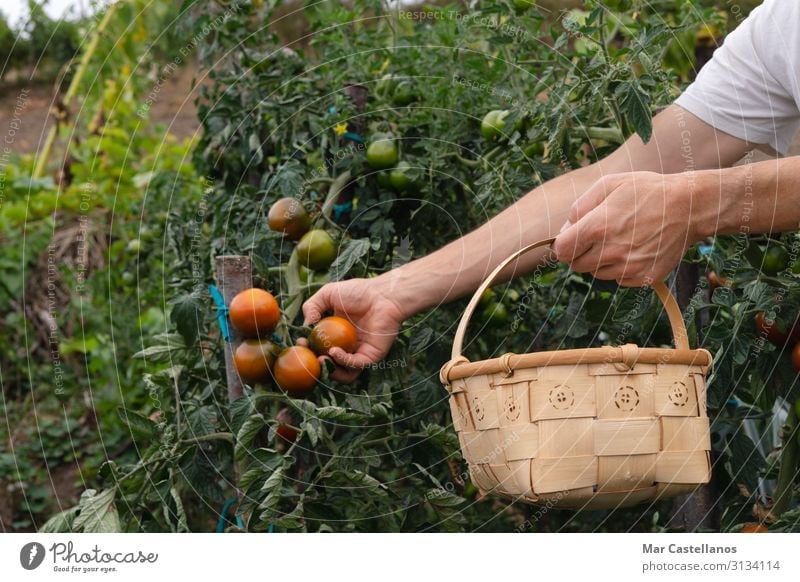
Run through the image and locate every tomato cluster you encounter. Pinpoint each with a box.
[230,288,358,393]
[365,132,418,194]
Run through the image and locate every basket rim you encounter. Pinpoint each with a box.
[441,344,713,382]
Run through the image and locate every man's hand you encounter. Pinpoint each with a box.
[553,171,701,286]
[302,278,406,382]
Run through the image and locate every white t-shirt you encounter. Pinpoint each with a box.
[675,0,800,155]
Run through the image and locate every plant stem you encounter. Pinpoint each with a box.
[319,170,351,224]
[585,126,624,143]
[179,432,234,446]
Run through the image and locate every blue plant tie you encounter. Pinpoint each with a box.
[698,244,714,256]
[333,200,353,222]
[208,284,231,342]
[342,132,364,144]
[216,498,245,532]
[328,106,337,114]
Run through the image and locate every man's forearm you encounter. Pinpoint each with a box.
[694,156,800,239]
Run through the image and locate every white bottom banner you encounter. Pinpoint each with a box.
[0,533,796,581]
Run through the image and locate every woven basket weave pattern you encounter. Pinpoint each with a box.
[447,359,711,509]
[440,238,713,509]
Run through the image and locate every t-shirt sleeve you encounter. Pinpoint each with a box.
[675,0,800,155]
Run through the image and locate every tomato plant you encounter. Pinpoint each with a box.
[22,0,800,534]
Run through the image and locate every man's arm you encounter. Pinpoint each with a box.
[303,105,751,378]
[554,153,799,287]
[376,105,752,314]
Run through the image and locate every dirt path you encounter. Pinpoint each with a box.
[0,65,201,157]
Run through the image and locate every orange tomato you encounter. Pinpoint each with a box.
[229,288,280,337]
[755,311,789,347]
[273,345,320,396]
[739,522,769,533]
[267,197,311,241]
[708,271,730,292]
[792,343,800,373]
[233,339,279,384]
[308,316,358,356]
[274,407,298,443]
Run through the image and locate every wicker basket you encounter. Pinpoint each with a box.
[439,238,713,510]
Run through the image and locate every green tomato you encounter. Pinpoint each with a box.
[122,272,135,283]
[389,161,413,191]
[392,81,417,106]
[377,170,392,189]
[366,138,399,169]
[481,110,510,140]
[482,301,509,324]
[479,288,496,307]
[296,229,337,271]
[762,246,789,276]
[127,239,142,253]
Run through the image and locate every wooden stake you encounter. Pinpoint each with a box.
[214,255,252,403]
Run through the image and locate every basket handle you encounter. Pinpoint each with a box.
[450,237,689,360]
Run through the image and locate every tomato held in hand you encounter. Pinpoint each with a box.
[274,407,298,443]
[229,288,280,337]
[309,316,358,356]
[273,345,321,396]
[234,339,279,384]
[267,197,311,241]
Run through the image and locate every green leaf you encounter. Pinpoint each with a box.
[235,414,266,462]
[117,407,157,438]
[615,80,652,143]
[327,470,388,497]
[328,238,370,282]
[426,489,466,508]
[39,507,79,533]
[727,431,765,495]
[132,344,181,361]
[73,489,121,533]
[230,394,256,434]
[170,291,203,347]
